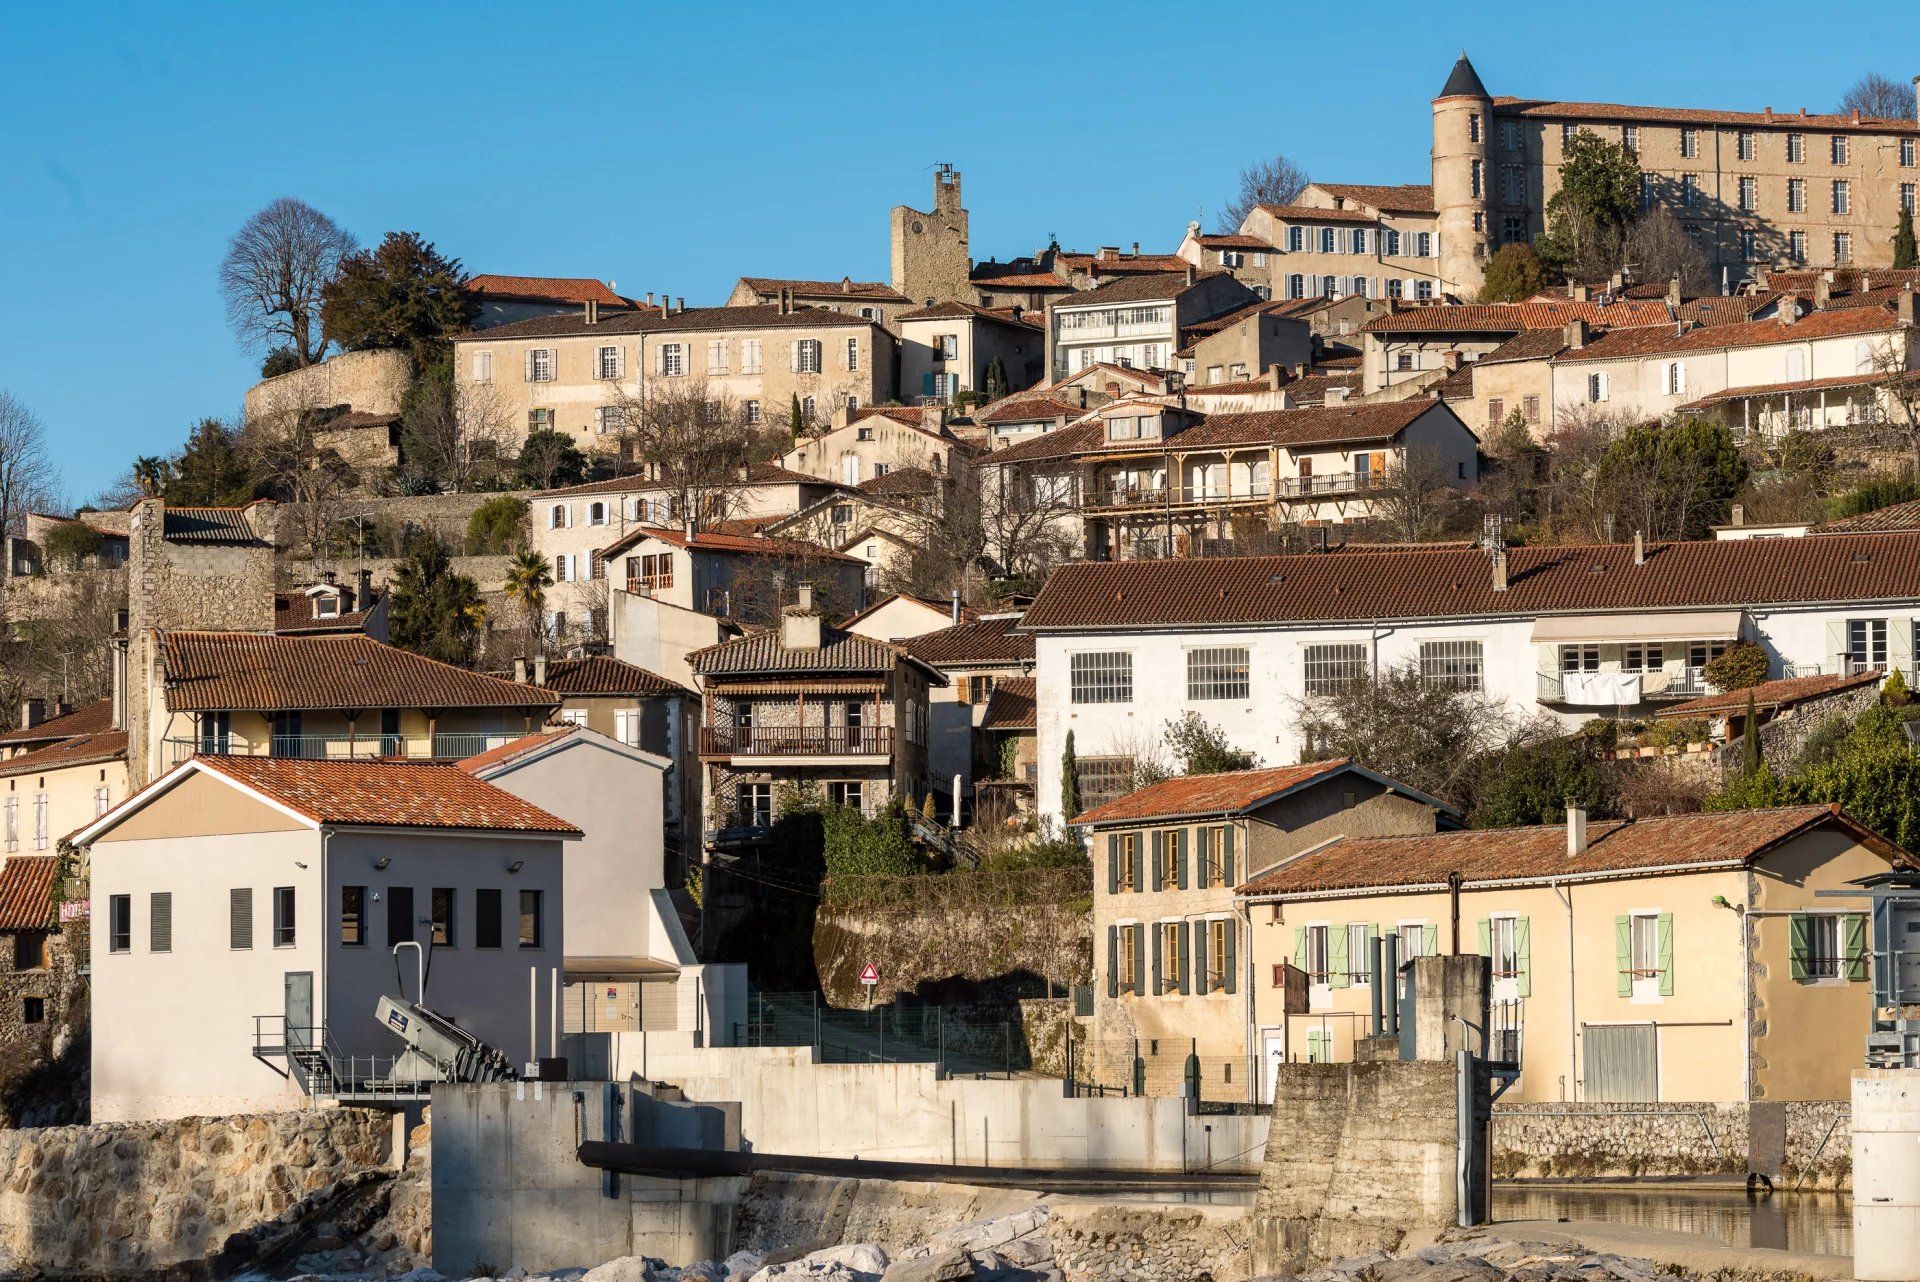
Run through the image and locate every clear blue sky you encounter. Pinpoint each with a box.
[1,1,1905,501]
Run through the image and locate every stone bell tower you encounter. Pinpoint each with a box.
[890,165,974,306]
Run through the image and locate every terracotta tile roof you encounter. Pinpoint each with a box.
[978,395,1082,426]
[162,633,558,714]
[467,275,627,306]
[994,401,1441,461]
[538,655,692,698]
[534,462,838,501]
[454,303,881,343]
[1677,369,1898,411]
[1073,760,1352,826]
[1364,300,1670,333]
[737,277,909,303]
[1256,204,1380,225]
[839,592,977,630]
[980,677,1036,730]
[902,616,1035,667]
[971,268,1073,290]
[851,406,927,428]
[1559,307,1899,363]
[1048,363,1172,392]
[1311,183,1435,213]
[1678,295,1772,327]
[274,590,380,635]
[712,515,784,536]
[597,523,863,564]
[1019,532,1920,631]
[1815,499,1920,534]
[1438,365,1477,400]
[1768,269,1920,294]
[1493,97,1920,135]
[858,467,939,499]
[0,699,113,747]
[456,727,578,774]
[161,505,273,546]
[1059,251,1190,275]
[1055,271,1230,308]
[1476,327,1573,366]
[0,731,128,781]
[188,757,580,835]
[0,857,58,931]
[897,301,1044,330]
[1195,234,1277,250]
[1239,805,1904,896]
[1655,669,1885,719]
[986,421,1106,465]
[1192,371,1364,404]
[690,624,942,681]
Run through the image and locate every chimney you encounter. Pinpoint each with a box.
[1913,75,1919,123]
[111,635,128,732]
[1269,364,1284,390]
[18,698,44,729]
[645,292,655,307]
[1666,276,1682,309]
[356,567,373,608]
[1443,350,1464,372]
[1489,545,1509,593]
[1564,318,1590,349]
[1571,283,1590,302]
[1632,529,1645,565]
[782,583,824,652]
[514,656,528,684]
[1325,386,1352,403]
[951,588,962,625]
[533,654,548,686]
[1900,286,1916,329]
[55,700,71,719]
[1730,502,1746,527]
[1099,246,1119,259]
[1184,265,1197,286]
[676,296,685,314]
[1132,241,1140,257]
[778,288,793,316]
[585,298,599,325]
[1778,296,1799,326]
[1290,362,1308,380]
[1813,276,1831,309]
[1567,805,1589,857]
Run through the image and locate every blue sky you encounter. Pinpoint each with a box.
[1,1,1906,500]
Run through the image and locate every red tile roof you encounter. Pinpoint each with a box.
[1240,805,1905,896]
[162,633,558,714]
[187,756,580,834]
[597,524,863,564]
[0,857,58,931]
[978,395,1083,426]
[457,727,578,774]
[737,277,909,303]
[1815,499,1920,534]
[1364,300,1670,333]
[1073,760,1353,826]
[1195,234,1277,250]
[690,624,943,681]
[972,269,1073,290]
[467,275,628,306]
[1475,328,1573,366]
[456,303,881,343]
[1020,532,1920,630]
[1056,271,1232,307]
[1677,369,1899,411]
[1256,204,1380,225]
[1310,183,1436,214]
[0,731,128,781]
[1656,669,1885,719]
[275,589,381,635]
[902,616,1035,667]
[980,677,1037,731]
[1559,307,1899,363]
[1494,97,1920,135]
[538,655,692,698]
[0,699,113,747]
[897,301,1044,330]
[988,400,1445,463]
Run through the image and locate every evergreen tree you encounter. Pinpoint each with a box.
[387,534,486,666]
[1476,243,1546,303]
[1894,208,1918,270]
[514,429,590,490]
[321,231,475,366]
[789,392,805,444]
[1060,729,1081,819]
[165,417,258,505]
[1536,130,1641,279]
[1740,692,1762,775]
[984,356,1008,401]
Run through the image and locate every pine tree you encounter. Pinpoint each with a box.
[1060,729,1081,819]
[1894,208,1918,270]
[1740,691,1762,776]
[789,393,805,444]
[984,356,1008,401]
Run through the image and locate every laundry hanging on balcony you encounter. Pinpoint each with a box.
[1559,671,1643,706]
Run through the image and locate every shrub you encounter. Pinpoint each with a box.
[1704,641,1769,692]
[1885,669,1910,708]
[466,495,528,554]
[41,522,101,568]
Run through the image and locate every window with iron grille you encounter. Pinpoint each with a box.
[1303,643,1366,696]
[1419,640,1483,690]
[1831,135,1849,165]
[1186,647,1250,700]
[1070,651,1133,704]
[1078,756,1134,812]
[1680,127,1698,158]
[1832,180,1851,215]
[1736,130,1755,161]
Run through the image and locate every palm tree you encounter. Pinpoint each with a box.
[132,455,169,498]
[502,547,555,654]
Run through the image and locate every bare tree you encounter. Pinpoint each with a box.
[402,369,515,492]
[980,459,1079,583]
[1838,73,1915,120]
[1370,446,1468,543]
[1217,153,1310,232]
[0,391,61,548]
[1621,208,1712,296]
[242,380,351,563]
[611,379,765,533]
[1865,336,1920,477]
[219,198,356,367]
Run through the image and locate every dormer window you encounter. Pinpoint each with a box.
[1108,416,1140,441]
[313,595,340,619]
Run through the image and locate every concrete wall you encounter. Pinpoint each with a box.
[0,1108,391,1276]
[570,1041,1268,1172]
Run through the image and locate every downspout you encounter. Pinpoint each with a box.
[1553,879,1576,1102]
[1448,871,1463,954]
[319,826,332,1077]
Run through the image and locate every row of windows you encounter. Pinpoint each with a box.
[105,886,544,953]
[1582,338,1891,406]
[1482,116,1916,170]
[1282,226,1435,258]
[1106,918,1238,997]
[1103,825,1240,895]
[1068,642,1488,704]
[476,336,865,385]
[1285,274,1435,303]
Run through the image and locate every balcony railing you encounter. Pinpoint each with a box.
[1276,471,1386,499]
[165,732,510,769]
[699,725,893,757]
[1536,667,1710,704]
[1087,483,1274,510]
[626,573,673,594]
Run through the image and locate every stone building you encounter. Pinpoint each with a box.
[899,614,1037,822]
[0,854,73,1044]
[466,275,634,329]
[1229,184,1452,303]
[725,277,913,331]
[890,164,974,308]
[896,301,1045,403]
[241,348,412,424]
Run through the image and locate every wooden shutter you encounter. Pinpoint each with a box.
[1151,831,1165,891]
[1615,914,1633,995]
[1476,917,1492,958]
[1176,922,1191,995]
[1151,923,1164,996]
[1514,916,1532,998]
[1194,827,1211,890]
[1656,912,1675,996]
[790,341,801,372]
[1330,926,1350,989]
[150,892,172,954]
[1223,825,1236,887]
[1130,925,1146,996]
[230,888,253,950]
[524,350,536,381]
[1293,926,1307,969]
[1128,839,1143,897]
[1107,834,1119,894]
[1223,921,1237,994]
[1175,830,1189,890]
[1845,914,1869,982]
[1107,926,1119,998]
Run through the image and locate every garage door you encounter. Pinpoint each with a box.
[1583,1023,1656,1101]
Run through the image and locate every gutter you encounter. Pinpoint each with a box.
[1240,856,1755,903]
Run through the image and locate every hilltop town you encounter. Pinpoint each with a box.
[2,50,1920,1282]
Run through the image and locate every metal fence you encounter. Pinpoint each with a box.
[729,989,1037,1077]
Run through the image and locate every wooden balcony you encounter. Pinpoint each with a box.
[699,725,893,759]
[625,573,673,594]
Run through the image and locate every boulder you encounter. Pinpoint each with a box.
[802,1244,888,1278]
[682,1262,726,1282]
[584,1257,661,1282]
[724,1251,766,1281]
[880,1246,975,1282]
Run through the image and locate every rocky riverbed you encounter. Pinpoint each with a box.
[257,1209,1692,1282]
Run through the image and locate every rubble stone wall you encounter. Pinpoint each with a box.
[1489,1100,1851,1188]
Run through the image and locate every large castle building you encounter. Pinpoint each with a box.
[1219,55,1920,301]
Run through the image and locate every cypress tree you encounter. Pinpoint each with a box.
[1895,208,1918,271]
[1741,691,1762,776]
[1060,729,1081,819]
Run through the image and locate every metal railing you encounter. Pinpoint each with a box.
[728,988,1042,1078]
[1089,483,1273,509]
[1275,471,1386,498]
[166,732,511,768]
[699,725,893,756]
[252,1016,424,1101]
[1536,667,1711,703]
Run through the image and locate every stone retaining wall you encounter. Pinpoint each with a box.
[1490,1100,1851,1188]
[0,1107,392,1276]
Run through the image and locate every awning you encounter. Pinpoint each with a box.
[1530,610,1744,644]
[564,956,681,982]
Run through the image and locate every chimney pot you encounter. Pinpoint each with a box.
[1899,287,1917,329]
[1185,265,1197,286]
[1489,546,1509,593]
[533,654,547,686]
[1567,805,1589,857]
[676,296,685,313]
[514,657,528,684]
[357,567,373,607]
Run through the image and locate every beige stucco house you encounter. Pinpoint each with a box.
[79,756,574,1123]
[1239,804,1905,1104]
[0,700,127,865]
[897,302,1045,403]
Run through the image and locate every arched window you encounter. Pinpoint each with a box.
[588,501,607,526]
[549,504,569,530]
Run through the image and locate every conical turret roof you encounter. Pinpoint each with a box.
[1438,52,1488,100]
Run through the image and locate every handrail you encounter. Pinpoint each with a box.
[700,725,893,756]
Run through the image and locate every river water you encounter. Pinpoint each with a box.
[1492,1186,1853,1257]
